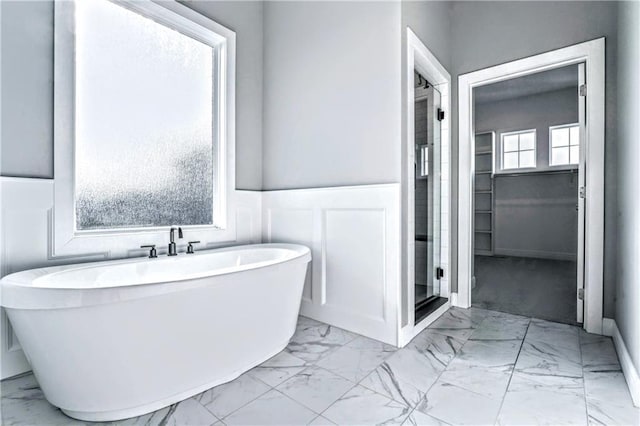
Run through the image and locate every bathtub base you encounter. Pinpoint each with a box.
[60,339,290,422]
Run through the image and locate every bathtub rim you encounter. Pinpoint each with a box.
[0,243,311,310]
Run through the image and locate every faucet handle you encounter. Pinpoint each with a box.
[178,227,183,239]
[186,241,200,254]
[140,245,157,258]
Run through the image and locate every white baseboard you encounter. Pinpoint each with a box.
[603,318,640,407]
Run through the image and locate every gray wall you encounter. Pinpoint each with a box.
[262,1,401,190]
[401,1,451,72]
[475,88,579,171]
[493,173,578,259]
[0,0,265,190]
[449,1,618,317]
[1,1,53,178]
[615,1,640,376]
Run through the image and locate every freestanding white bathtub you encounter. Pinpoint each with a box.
[0,243,311,421]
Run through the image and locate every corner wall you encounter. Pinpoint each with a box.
[262,1,402,190]
[615,0,640,386]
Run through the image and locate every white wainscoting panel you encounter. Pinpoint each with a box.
[0,177,261,379]
[262,184,401,345]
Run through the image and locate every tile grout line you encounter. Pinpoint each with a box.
[400,312,488,424]
[578,328,591,423]
[492,317,532,426]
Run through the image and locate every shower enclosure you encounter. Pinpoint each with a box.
[414,72,444,323]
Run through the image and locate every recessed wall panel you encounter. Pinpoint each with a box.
[324,209,385,321]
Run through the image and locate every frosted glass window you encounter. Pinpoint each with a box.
[74,0,216,231]
[500,130,536,170]
[550,124,580,166]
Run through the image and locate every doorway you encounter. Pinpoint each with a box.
[399,28,452,347]
[457,39,605,334]
[471,65,582,324]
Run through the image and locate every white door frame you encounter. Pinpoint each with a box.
[456,38,605,334]
[399,28,452,346]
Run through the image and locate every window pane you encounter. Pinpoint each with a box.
[421,145,429,177]
[74,0,215,231]
[570,126,579,146]
[504,152,519,169]
[552,128,569,147]
[551,147,569,165]
[519,132,535,150]
[503,135,519,152]
[570,146,579,164]
[519,150,535,168]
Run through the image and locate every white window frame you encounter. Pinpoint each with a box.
[498,129,537,172]
[549,123,580,168]
[53,0,236,258]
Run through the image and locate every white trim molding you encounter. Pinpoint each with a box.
[262,184,401,346]
[603,318,640,407]
[52,0,237,259]
[401,27,452,346]
[457,38,605,335]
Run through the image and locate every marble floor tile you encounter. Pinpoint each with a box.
[405,331,466,367]
[276,366,354,413]
[415,381,502,425]
[426,308,487,341]
[497,372,588,425]
[316,336,396,382]
[322,385,411,426]
[308,415,336,425]
[223,389,317,425]
[359,346,446,407]
[160,398,219,426]
[580,334,621,372]
[437,364,512,400]
[515,339,583,378]
[4,311,638,426]
[197,373,271,420]
[248,350,307,387]
[525,318,580,352]
[448,338,522,370]
[286,321,358,364]
[403,409,451,425]
[1,374,85,426]
[469,313,530,341]
[584,371,640,425]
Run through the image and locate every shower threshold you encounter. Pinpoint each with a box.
[415,295,447,324]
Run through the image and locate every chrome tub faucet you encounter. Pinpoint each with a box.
[168,227,183,256]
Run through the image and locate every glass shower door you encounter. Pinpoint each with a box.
[414,82,442,322]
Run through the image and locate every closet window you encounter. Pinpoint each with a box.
[550,124,580,166]
[500,129,536,170]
